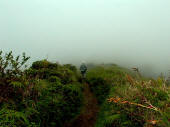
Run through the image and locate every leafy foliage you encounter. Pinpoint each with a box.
[87,76,110,104]
[86,65,128,104]
[0,51,83,127]
[88,65,170,127]
[1,51,169,127]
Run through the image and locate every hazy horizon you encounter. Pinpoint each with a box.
[1,0,170,77]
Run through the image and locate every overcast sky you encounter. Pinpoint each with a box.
[0,0,170,76]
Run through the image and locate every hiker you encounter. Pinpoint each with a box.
[80,62,87,78]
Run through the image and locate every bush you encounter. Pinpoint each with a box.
[0,108,30,127]
[87,65,170,127]
[63,64,77,73]
[48,76,61,83]
[0,51,84,127]
[36,82,83,127]
[99,78,170,127]
[87,77,110,104]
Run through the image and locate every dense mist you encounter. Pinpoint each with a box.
[1,0,170,77]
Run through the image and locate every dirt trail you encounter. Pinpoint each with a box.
[65,83,99,127]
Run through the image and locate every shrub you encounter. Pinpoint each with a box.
[0,51,30,84]
[88,65,170,127]
[36,82,83,127]
[87,77,110,104]
[48,76,61,83]
[105,78,170,127]
[63,64,77,73]
[0,52,84,127]
[31,60,51,69]
[0,108,30,127]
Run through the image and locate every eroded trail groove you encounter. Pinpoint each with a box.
[65,83,99,127]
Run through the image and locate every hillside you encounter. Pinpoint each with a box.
[86,65,170,127]
[0,51,169,127]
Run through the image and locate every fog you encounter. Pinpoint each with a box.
[0,0,170,77]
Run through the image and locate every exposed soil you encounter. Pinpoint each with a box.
[64,83,99,127]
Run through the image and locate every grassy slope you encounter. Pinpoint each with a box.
[86,64,170,127]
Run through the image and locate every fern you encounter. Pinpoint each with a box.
[0,108,29,126]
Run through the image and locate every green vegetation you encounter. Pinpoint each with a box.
[0,51,83,127]
[0,51,169,127]
[87,65,170,127]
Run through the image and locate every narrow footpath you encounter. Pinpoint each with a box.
[65,83,99,127]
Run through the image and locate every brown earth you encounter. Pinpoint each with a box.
[64,83,99,127]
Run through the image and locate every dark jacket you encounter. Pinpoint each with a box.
[80,64,87,73]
